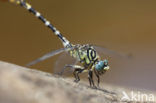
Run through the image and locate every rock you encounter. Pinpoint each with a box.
[0,61,155,103]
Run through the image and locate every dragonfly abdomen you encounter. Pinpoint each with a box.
[9,0,71,47]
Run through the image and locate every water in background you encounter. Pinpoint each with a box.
[0,0,156,91]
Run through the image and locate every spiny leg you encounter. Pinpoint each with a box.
[88,71,92,86]
[73,68,85,83]
[59,64,85,83]
[72,65,85,83]
[88,70,96,88]
[58,64,74,75]
[94,69,100,87]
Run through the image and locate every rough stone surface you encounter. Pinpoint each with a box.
[0,61,155,103]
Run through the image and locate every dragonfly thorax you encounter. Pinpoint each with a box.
[69,44,99,67]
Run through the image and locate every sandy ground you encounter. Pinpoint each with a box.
[0,61,155,103]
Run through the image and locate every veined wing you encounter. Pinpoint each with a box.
[53,52,78,76]
[52,44,131,77]
[26,48,68,67]
[93,45,131,59]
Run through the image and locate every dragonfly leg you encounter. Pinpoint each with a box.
[59,64,85,83]
[72,65,85,83]
[63,65,85,83]
[58,64,74,75]
[58,65,66,75]
[73,68,84,83]
[94,69,100,87]
[88,70,96,88]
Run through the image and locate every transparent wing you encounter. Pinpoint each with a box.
[93,45,132,73]
[26,48,67,67]
[93,45,131,59]
[53,45,131,76]
[53,52,78,76]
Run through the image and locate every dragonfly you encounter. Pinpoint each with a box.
[9,0,129,88]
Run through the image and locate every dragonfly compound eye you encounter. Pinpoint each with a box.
[95,61,105,71]
[103,59,108,65]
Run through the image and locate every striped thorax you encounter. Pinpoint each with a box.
[69,44,99,67]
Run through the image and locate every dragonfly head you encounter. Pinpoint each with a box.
[95,59,109,73]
